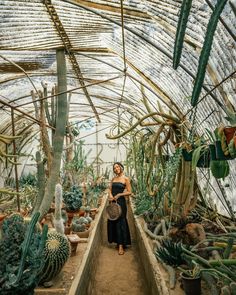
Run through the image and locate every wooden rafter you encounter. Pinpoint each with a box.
[43,0,101,122]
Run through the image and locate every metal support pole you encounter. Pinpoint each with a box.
[11,108,20,212]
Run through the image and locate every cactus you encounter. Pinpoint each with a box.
[54,183,64,234]
[72,222,86,232]
[32,151,46,214]
[63,185,83,212]
[0,212,48,294]
[39,232,71,283]
[38,49,69,219]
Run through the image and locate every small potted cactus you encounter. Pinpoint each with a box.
[71,216,92,238]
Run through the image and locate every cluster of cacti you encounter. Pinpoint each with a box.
[39,232,71,283]
[72,216,92,232]
[0,212,48,295]
[54,183,64,234]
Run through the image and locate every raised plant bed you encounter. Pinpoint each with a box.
[34,192,107,295]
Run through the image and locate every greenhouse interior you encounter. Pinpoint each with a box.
[0,0,236,294]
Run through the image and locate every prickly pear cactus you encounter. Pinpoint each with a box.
[40,232,71,283]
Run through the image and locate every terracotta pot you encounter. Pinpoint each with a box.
[67,234,80,256]
[67,211,75,226]
[74,229,90,238]
[0,214,7,222]
[79,210,85,217]
[64,225,71,235]
[224,126,236,144]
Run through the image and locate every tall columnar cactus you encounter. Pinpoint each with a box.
[38,49,69,219]
[39,232,71,283]
[32,151,46,214]
[0,212,48,295]
[54,183,64,234]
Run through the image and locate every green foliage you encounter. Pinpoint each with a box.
[210,160,230,179]
[173,0,193,69]
[155,239,185,267]
[40,232,71,283]
[134,194,154,215]
[0,213,48,294]
[63,185,83,211]
[191,0,228,106]
[19,173,37,187]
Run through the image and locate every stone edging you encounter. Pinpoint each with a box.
[68,192,108,295]
[129,200,170,295]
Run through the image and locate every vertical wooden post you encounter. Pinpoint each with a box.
[96,122,99,176]
[11,108,20,212]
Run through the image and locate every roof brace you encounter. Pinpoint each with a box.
[43,0,101,122]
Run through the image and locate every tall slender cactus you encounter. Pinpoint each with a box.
[38,49,68,219]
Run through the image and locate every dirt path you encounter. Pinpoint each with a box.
[91,243,149,295]
[91,203,149,295]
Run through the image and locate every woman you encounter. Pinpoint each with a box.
[107,162,131,255]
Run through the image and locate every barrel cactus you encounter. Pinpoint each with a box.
[39,232,71,283]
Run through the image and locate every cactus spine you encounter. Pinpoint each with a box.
[54,183,64,234]
[32,151,45,214]
[40,232,71,283]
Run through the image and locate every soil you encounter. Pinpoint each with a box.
[91,243,149,295]
[35,239,88,295]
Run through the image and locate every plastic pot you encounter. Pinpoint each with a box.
[181,273,201,295]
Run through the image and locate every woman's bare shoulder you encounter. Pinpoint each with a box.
[124,176,130,182]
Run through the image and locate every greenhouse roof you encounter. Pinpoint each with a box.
[0,0,236,215]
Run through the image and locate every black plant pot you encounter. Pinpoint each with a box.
[196,148,210,168]
[181,273,201,295]
[215,140,234,160]
[209,144,217,161]
[182,149,193,161]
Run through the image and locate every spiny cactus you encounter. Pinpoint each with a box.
[54,183,64,234]
[32,151,45,214]
[39,232,71,283]
[0,212,48,295]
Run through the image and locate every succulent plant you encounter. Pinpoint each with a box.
[39,232,71,283]
[0,212,48,295]
[63,185,83,212]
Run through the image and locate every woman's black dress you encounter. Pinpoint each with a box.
[107,182,131,246]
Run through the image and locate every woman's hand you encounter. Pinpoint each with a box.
[114,194,120,201]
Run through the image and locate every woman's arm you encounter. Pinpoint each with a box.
[108,179,115,201]
[114,177,132,200]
